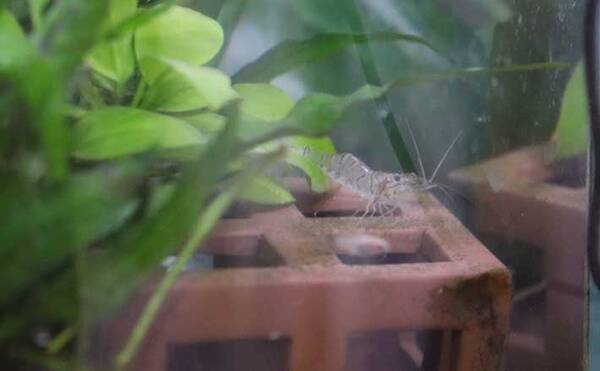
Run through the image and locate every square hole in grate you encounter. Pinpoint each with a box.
[188,236,284,270]
[344,329,459,371]
[167,337,291,371]
[309,209,391,218]
[545,155,586,189]
[299,200,400,218]
[223,201,295,219]
[293,185,396,219]
[332,230,449,266]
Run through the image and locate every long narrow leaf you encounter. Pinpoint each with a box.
[277,62,571,138]
[0,11,69,181]
[19,60,68,181]
[17,0,111,181]
[28,0,49,30]
[38,0,109,73]
[232,32,439,83]
[115,148,284,369]
[343,9,416,173]
[386,62,571,89]
[0,7,29,70]
[210,0,247,67]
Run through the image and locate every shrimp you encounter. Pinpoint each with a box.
[300,122,464,217]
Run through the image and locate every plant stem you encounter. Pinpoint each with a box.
[347,0,417,173]
[114,197,226,370]
[8,348,70,371]
[114,150,284,369]
[80,79,106,109]
[46,327,75,355]
[239,126,296,152]
[131,80,147,108]
[210,0,248,67]
[28,0,48,31]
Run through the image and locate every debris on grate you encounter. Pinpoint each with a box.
[331,230,448,266]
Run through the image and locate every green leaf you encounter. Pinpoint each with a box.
[285,152,329,193]
[232,32,438,83]
[282,93,347,136]
[281,86,385,137]
[15,59,69,181]
[375,0,487,65]
[104,0,176,41]
[86,0,136,85]
[38,0,110,74]
[28,0,50,30]
[238,176,294,204]
[285,136,334,193]
[184,112,226,134]
[289,135,336,153]
[553,63,587,159]
[135,5,224,81]
[73,106,206,160]
[141,58,238,112]
[87,37,135,85]
[0,8,30,70]
[99,0,137,34]
[0,172,132,309]
[234,83,294,121]
[236,85,388,148]
[273,84,387,138]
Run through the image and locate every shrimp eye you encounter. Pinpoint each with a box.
[393,174,402,182]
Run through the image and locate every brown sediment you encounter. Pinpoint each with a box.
[435,268,512,328]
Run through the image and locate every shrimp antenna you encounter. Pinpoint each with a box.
[431,183,457,208]
[403,118,427,180]
[429,127,465,183]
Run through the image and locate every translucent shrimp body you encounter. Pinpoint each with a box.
[302,149,431,215]
[297,120,465,216]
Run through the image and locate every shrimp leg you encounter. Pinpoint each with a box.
[376,202,385,217]
[360,201,371,218]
